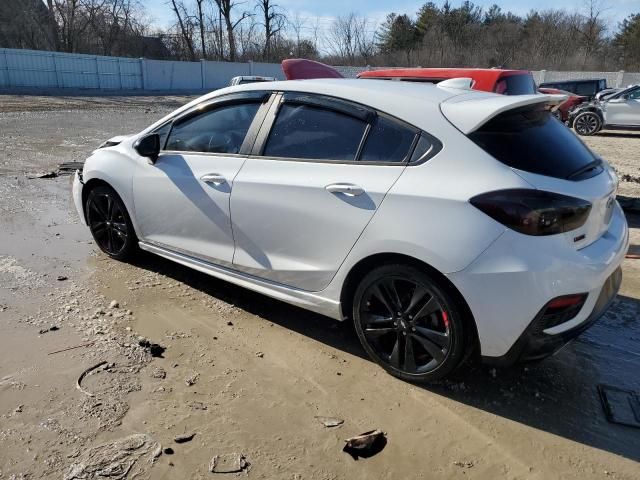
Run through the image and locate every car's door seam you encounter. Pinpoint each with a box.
[229,93,279,266]
[319,163,410,293]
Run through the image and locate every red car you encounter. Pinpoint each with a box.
[281,60,542,99]
[538,87,587,122]
[357,68,537,95]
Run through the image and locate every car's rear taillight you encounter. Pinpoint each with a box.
[470,189,591,236]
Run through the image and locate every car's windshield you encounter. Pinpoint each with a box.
[238,78,272,85]
[612,86,640,100]
[495,74,537,95]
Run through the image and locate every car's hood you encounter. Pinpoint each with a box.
[98,134,133,148]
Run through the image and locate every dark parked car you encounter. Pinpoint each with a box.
[539,79,607,100]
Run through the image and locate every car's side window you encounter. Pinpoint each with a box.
[409,134,435,163]
[359,115,417,163]
[165,102,261,154]
[263,103,367,161]
[627,88,640,100]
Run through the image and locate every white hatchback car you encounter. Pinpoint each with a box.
[72,79,628,382]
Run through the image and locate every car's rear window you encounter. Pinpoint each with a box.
[495,74,536,95]
[468,105,600,180]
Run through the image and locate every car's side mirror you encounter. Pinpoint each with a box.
[134,133,160,163]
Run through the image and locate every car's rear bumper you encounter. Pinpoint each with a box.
[482,266,622,366]
[72,170,86,226]
[448,201,629,361]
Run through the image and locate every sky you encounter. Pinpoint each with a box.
[145,0,640,33]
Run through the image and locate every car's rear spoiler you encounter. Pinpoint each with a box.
[440,93,568,134]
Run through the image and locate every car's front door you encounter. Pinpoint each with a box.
[229,92,425,291]
[133,92,271,267]
[605,87,640,126]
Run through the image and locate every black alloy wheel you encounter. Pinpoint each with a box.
[86,185,137,260]
[353,264,467,382]
[573,111,601,136]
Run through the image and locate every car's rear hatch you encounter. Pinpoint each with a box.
[441,92,617,249]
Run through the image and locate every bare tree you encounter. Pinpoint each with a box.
[288,11,305,56]
[326,13,375,65]
[576,0,609,67]
[195,0,207,58]
[0,0,59,50]
[90,0,142,56]
[52,0,108,52]
[255,0,285,61]
[326,14,357,62]
[213,0,252,61]
[169,0,196,60]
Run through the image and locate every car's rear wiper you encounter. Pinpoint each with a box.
[567,158,602,180]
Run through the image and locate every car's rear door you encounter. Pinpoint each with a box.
[132,92,272,267]
[229,92,421,291]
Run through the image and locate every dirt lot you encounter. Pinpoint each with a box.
[0,95,639,479]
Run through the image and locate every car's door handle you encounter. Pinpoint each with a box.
[325,183,365,196]
[200,173,226,185]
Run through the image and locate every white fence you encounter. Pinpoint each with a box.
[0,48,638,93]
[0,48,143,90]
[0,48,285,92]
[532,69,640,88]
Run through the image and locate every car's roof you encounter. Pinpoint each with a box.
[358,68,531,93]
[144,78,476,137]
[359,68,528,78]
[191,78,473,122]
[540,79,605,84]
[232,75,276,79]
[217,78,464,104]
[143,78,552,138]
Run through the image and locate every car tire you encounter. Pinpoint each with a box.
[573,111,601,136]
[352,264,468,383]
[85,185,138,261]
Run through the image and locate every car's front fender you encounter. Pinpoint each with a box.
[80,146,142,237]
[72,170,86,225]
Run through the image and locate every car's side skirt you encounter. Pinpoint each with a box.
[603,124,640,130]
[138,241,343,320]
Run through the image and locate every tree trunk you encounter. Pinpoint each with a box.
[224,13,236,61]
[170,0,196,61]
[196,0,206,59]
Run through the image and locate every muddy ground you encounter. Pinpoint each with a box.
[0,95,639,479]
